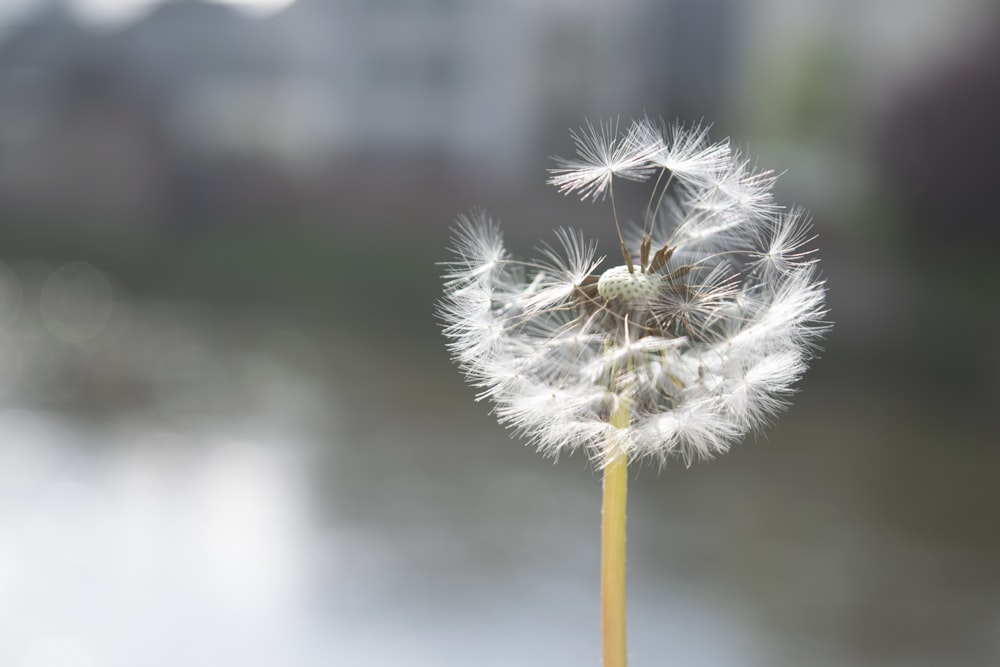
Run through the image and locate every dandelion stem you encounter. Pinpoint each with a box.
[602,410,629,667]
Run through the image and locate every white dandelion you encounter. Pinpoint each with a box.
[438,118,829,667]
[440,118,828,468]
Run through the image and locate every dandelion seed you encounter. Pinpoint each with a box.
[547,118,661,201]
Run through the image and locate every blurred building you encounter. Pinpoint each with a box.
[0,0,676,231]
[0,0,995,234]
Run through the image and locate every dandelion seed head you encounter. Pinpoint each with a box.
[439,119,829,467]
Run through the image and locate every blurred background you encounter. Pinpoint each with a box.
[0,0,998,665]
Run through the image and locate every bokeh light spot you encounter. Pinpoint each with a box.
[39,263,113,344]
[209,0,297,16]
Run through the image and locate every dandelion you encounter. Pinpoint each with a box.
[438,118,828,666]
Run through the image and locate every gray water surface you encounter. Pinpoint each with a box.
[0,263,997,667]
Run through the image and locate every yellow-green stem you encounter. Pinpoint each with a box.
[602,405,629,667]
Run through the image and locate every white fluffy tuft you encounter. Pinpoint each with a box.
[440,120,829,468]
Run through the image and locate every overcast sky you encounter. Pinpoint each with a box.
[0,0,296,35]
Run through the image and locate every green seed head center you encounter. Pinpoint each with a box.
[597,265,661,304]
